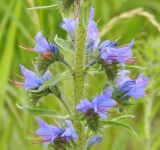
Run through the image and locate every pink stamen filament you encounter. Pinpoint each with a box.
[19,45,34,52]
[32,139,51,144]
[9,80,24,87]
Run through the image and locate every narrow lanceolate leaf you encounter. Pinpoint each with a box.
[16,104,69,119]
[126,65,146,70]
[27,4,58,10]
[101,120,137,135]
[111,115,135,121]
[54,35,75,53]
[0,1,22,112]
[39,71,68,90]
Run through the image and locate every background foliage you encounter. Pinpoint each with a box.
[0,0,160,150]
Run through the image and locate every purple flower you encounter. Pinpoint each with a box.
[36,118,62,146]
[88,136,102,148]
[61,8,99,51]
[20,65,51,90]
[35,118,77,147]
[61,18,78,40]
[34,32,58,55]
[76,89,116,120]
[99,40,117,50]
[86,8,100,51]
[117,70,149,99]
[100,40,134,66]
[61,120,78,142]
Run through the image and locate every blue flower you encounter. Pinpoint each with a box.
[61,120,78,142]
[20,65,51,90]
[35,118,77,147]
[99,40,117,50]
[86,8,100,51]
[88,136,102,148]
[61,18,78,40]
[61,8,99,51]
[34,32,58,56]
[100,40,134,66]
[76,89,116,120]
[117,70,149,99]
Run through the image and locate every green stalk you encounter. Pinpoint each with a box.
[144,97,153,150]
[73,6,87,149]
[73,13,86,105]
[73,0,92,149]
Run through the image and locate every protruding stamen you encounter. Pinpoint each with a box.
[9,79,23,87]
[19,45,34,52]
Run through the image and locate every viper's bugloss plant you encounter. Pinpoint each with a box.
[16,0,149,149]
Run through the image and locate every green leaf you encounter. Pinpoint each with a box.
[17,104,69,119]
[101,120,137,135]
[126,65,146,70]
[87,68,104,76]
[39,71,68,90]
[111,115,135,121]
[27,4,58,10]
[54,35,75,53]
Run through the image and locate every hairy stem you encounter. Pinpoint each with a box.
[144,97,153,150]
[73,0,92,149]
[73,4,87,149]
[73,17,86,105]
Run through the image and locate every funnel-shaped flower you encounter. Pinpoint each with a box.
[35,118,77,147]
[61,18,78,40]
[86,8,100,51]
[20,65,51,90]
[76,89,116,120]
[117,70,149,99]
[61,8,99,51]
[100,40,134,66]
[34,32,58,55]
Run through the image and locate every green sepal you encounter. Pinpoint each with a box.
[99,59,121,81]
[49,85,62,99]
[35,55,52,76]
[27,88,50,104]
[35,52,64,76]
[58,0,76,12]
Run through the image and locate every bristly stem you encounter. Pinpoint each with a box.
[73,0,92,149]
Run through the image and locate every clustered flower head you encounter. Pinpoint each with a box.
[16,4,149,150]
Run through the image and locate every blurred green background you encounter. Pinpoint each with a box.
[0,0,160,150]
